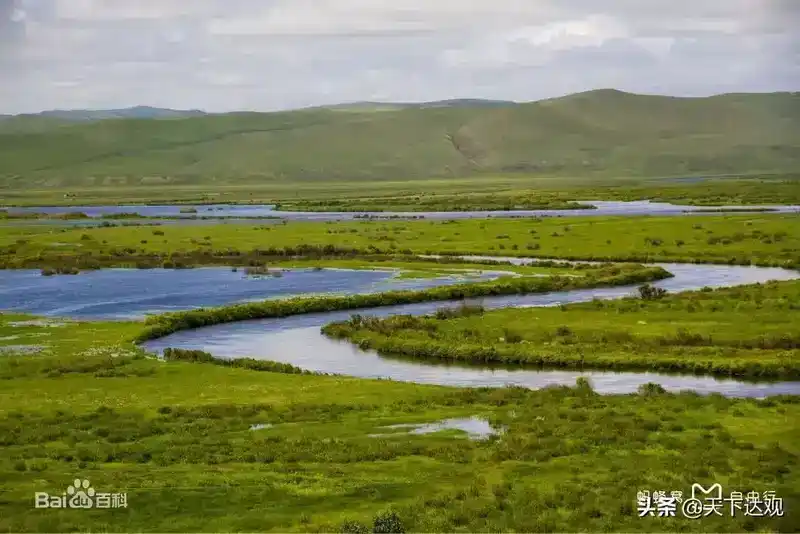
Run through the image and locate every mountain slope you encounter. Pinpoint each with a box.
[0,90,797,188]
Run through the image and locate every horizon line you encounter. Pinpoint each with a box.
[3,88,796,117]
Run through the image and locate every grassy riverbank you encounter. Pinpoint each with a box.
[2,214,799,269]
[272,177,800,212]
[323,280,800,380]
[135,264,670,343]
[1,312,799,532]
[2,175,797,210]
[273,193,595,212]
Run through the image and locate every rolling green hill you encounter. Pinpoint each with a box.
[1,89,798,189]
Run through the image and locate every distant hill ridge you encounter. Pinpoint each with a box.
[0,89,797,187]
[1,106,207,122]
[0,98,517,122]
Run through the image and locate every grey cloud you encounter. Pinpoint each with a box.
[0,0,797,114]
[0,0,25,44]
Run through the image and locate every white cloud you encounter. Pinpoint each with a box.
[0,0,797,113]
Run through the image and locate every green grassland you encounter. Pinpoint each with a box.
[273,193,595,212]
[2,212,800,531]
[1,310,799,532]
[273,177,800,212]
[323,281,800,380]
[2,214,799,269]
[0,175,576,207]
[2,175,798,209]
[1,90,798,192]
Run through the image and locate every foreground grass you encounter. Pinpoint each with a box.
[2,214,799,269]
[0,313,799,532]
[324,281,800,380]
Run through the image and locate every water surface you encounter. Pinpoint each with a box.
[4,200,798,224]
[0,267,495,320]
[141,260,800,398]
[370,417,501,440]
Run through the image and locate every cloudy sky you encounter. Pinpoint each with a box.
[0,0,797,113]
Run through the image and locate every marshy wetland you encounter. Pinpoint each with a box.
[1,201,799,532]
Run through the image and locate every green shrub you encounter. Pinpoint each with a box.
[340,520,370,534]
[372,510,405,534]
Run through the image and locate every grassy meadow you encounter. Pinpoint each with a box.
[1,82,799,531]
[1,310,799,532]
[2,213,799,269]
[273,177,800,212]
[1,197,799,531]
[2,174,798,210]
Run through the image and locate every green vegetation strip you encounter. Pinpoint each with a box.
[136,265,671,342]
[3,214,798,270]
[274,194,595,212]
[274,178,800,212]
[163,348,325,376]
[323,281,800,380]
[0,210,282,221]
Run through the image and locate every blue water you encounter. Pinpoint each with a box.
[140,260,800,398]
[3,256,800,397]
[2,204,279,218]
[0,267,494,320]
[3,200,799,223]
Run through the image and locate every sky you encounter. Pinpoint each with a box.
[0,0,798,114]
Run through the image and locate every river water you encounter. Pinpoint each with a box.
[134,259,800,398]
[0,267,495,320]
[2,202,798,397]
[3,200,799,223]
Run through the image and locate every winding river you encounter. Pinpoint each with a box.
[138,259,800,398]
[3,200,800,224]
[2,200,799,397]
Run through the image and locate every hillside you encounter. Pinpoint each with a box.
[0,90,798,188]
